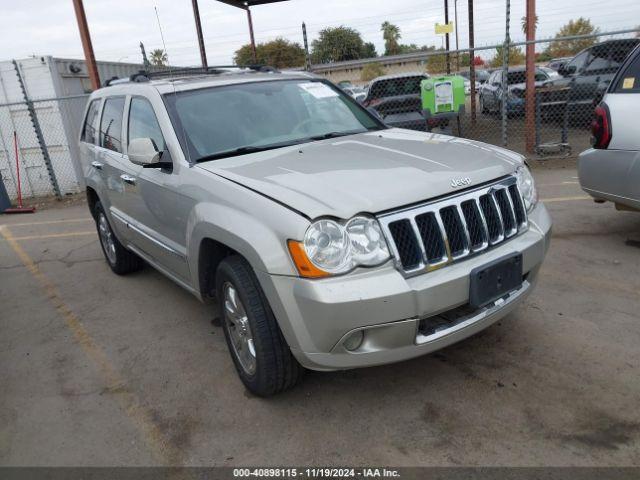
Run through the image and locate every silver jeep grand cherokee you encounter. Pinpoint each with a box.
[79,68,551,396]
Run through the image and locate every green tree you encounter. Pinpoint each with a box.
[311,26,365,63]
[234,38,305,68]
[361,42,377,59]
[381,22,401,56]
[149,49,168,66]
[360,62,386,82]
[490,44,526,67]
[546,18,599,57]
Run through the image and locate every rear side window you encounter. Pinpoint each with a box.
[613,49,640,93]
[128,97,165,152]
[81,99,100,144]
[100,97,125,153]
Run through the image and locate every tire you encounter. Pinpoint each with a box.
[215,255,304,396]
[479,95,487,114]
[94,201,144,275]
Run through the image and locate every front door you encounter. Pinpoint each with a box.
[120,96,191,282]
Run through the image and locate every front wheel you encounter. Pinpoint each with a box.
[215,255,304,396]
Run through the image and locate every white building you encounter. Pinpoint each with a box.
[0,56,152,200]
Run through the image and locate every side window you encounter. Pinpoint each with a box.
[81,99,100,144]
[566,51,588,74]
[128,97,166,152]
[100,97,125,153]
[613,50,640,93]
[584,51,609,73]
[535,71,549,81]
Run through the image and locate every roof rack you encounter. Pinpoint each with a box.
[103,65,278,87]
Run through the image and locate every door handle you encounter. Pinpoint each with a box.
[91,161,103,170]
[120,174,136,185]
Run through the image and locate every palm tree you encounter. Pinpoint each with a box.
[521,15,539,36]
[149,49,168,66]
[381,22,401,56]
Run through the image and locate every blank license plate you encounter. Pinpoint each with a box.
[469,253,523,308]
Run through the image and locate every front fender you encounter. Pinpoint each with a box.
[187,201,308,293]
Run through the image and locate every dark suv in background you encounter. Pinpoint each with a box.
[550,38,640,124]
[361,72,429,130]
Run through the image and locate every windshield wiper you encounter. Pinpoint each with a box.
[195,142,297,163]
[307,130,366,141]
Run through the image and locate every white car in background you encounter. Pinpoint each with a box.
[579,44,640,212]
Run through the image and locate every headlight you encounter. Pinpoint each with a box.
[516,165,538,212]
[289,216,391,277]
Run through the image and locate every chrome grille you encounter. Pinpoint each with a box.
[379,177,528,277]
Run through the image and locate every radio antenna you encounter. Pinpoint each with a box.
[154,5,194,165]
[154,6,171,70]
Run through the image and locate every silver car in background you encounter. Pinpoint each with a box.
[579,44,640,211]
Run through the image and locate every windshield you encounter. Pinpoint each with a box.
[164,79,382,162]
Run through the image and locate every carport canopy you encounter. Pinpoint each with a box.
[212,0,291,64]
[215,0,289,8]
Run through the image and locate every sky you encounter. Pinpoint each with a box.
[1,0,639,66]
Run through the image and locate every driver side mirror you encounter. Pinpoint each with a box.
[128,138,162,166]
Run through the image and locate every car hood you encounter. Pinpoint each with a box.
[197,129,523,219]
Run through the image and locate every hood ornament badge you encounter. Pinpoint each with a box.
[450,177,472,188]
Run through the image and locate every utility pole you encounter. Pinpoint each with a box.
[247,6,257,63]
[191,0,208,69]
[140,42,150,67]
[444,0,451,74]
[71,0,100,90]
[302,22,311,71]
[501,0,511,146]
[454,0,460,71]
[468,0,476,124]
[525,0,536,153]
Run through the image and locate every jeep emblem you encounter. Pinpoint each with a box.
[450,177,472,188]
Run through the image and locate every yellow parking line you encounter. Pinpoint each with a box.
[0,217,93,227]
[542,196,591,203]
[10,231,96,241]
[0,225,182,465]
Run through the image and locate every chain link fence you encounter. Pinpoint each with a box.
[0,94,89,201]
[313,29,640,159]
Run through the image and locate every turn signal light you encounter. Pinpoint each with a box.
[287,240,331,279]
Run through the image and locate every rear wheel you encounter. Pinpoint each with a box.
[94,201,143,275]
[215,255,304,396]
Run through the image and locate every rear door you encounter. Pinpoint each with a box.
[95,96,134,243]
[79,99,102,189]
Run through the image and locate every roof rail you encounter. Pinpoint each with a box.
[102,65,278,87]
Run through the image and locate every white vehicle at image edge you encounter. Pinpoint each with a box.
[579,44,640,211]
[79,67,551,396]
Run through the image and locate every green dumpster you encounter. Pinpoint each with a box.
[421,75,466,115]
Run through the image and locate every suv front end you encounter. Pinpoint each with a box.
[257,168,551,371]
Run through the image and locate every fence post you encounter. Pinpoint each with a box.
[524,0,536,153]
[12,60,61,199]
[0,171,11,212]
[500,0,511,146]
[302,22,311,71]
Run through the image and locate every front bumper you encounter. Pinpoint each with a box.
[258,202,552,371]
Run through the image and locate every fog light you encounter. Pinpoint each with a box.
[343,330,364,351]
